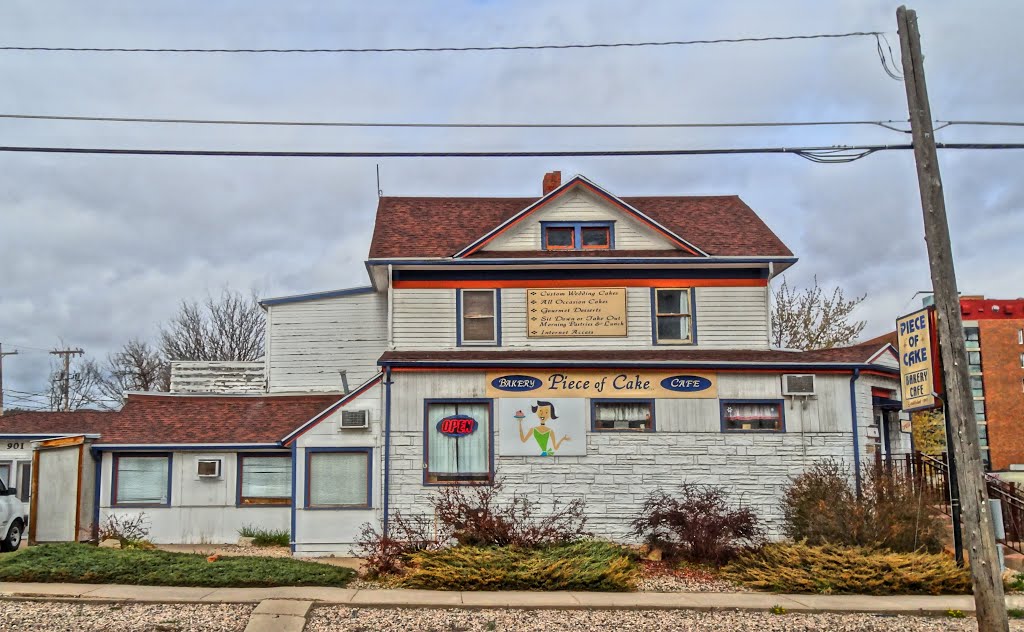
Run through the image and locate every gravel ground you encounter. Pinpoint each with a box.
[307,607,1024,632]
[637,561,745,593]
[0,601,254,632]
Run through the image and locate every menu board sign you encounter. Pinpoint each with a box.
[527,288,627,337]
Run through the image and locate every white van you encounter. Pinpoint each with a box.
[0,477,27,551]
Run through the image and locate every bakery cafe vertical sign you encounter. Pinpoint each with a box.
[527,288,627,337]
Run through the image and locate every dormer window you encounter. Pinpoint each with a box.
[541,222,613,251]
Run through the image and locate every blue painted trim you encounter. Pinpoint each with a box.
[379,359,899,374]
[850,368,863,497]
[590,398,656,432]
[422,398,494,487]
[383,367,393,537]
[235,452,292,508]
[649,287,697,346]
[111,452,172,508]
[719,399,786,433]
[393,267,769,283]
[369,257,798,267]
[304,447,373,510]
[540,221,615,251]
[95,444,281,452]
[260,286,375,307]
[91,450,102,537]
[290,443,297,552]
[456,289,501,347]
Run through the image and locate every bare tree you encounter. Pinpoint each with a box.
[96,338,170,405]
[771,277,867,350]
[159,288,265,362]
[48,355,110,411]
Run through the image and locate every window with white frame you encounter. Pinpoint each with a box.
[460,290,498,345]
[239,455,291,505]
[425,401,491,484]
[722,401,784,432]
[114,454,170,506]
[593,400,654,432]
[306,450,370,508]
[654,288,693,343]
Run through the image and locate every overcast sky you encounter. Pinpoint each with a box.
[2,1,1022,404]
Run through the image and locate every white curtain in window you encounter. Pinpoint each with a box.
[595,403,650,422]
[427,403,489,477]
[309,452,368,506]
[241,456,291,499]
[725,404,778,421]
[116,456,169,504]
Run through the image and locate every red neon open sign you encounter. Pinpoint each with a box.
[436,415,478,437]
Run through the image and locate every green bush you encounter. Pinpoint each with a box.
[395,541,638,592]
[0,543,355,588]
[723,542,970,595]
[238,525,290,547]
[782,459,947,553]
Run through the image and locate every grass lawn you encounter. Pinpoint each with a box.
[0,543,356,588]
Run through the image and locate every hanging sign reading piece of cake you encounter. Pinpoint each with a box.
[527,288,627,337]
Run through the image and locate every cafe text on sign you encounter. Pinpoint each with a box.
[896,307,938,412]
[486,370,717,399]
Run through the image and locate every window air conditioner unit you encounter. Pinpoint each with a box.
[782,374,816,397]
[340,410,370,430]
[197,458,222,478]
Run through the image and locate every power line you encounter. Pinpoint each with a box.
[0,142,1021,163]
[0,341,52,353]
[0,113,916,131]
[0,31,882,54]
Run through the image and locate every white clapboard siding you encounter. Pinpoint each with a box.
[484,190,677,252]
[694,286,770,349]
[268,291,388,392]
[392,288,457,349]
[391,286,771,351]
[501,287,653,349]
[872,348,899,369]
[170,361,265,394]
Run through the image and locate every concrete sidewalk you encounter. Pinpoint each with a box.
[1,582,1022,615]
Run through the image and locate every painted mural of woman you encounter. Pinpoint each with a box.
[516,400,571,456]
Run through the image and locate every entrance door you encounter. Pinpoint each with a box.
[17,462,31,503]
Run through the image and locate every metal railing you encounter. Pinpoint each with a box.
[879,452,1024,556]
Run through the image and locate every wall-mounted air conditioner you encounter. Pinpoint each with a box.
[197,458,222,478]
[340,410,370,430]
[782,374,816,397]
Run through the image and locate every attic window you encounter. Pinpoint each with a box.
[542,222,613,251]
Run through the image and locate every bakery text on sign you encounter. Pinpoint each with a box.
[896,308,936,411]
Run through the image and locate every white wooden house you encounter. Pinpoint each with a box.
[12,172,908,553]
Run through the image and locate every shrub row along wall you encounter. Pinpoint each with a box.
[388,431,855,540]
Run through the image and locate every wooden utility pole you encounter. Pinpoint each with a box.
[0,343,19,416]
[49,348,83,412]
[896,7,1008,630]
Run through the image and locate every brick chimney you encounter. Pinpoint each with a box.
[542,171,561,196]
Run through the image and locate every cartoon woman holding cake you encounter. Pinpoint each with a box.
[516,401,571,456]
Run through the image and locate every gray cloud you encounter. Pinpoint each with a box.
[2,0,1023,400]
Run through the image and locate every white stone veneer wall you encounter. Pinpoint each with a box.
[387,430,855,540]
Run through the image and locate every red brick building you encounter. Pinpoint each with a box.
[961,296,1024,471]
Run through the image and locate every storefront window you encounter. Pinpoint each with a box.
[425,401,491,484]
[306,450,370,508]
[113,454,170,506]
[459,290,498,345]
[721,401,784,432]
[238,454,291,505]
[654,289,693,344]
[592,400,654,432]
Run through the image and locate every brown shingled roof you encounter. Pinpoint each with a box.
[368,194,792,259]
[95,393,339,445]
[0,409,117,436]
